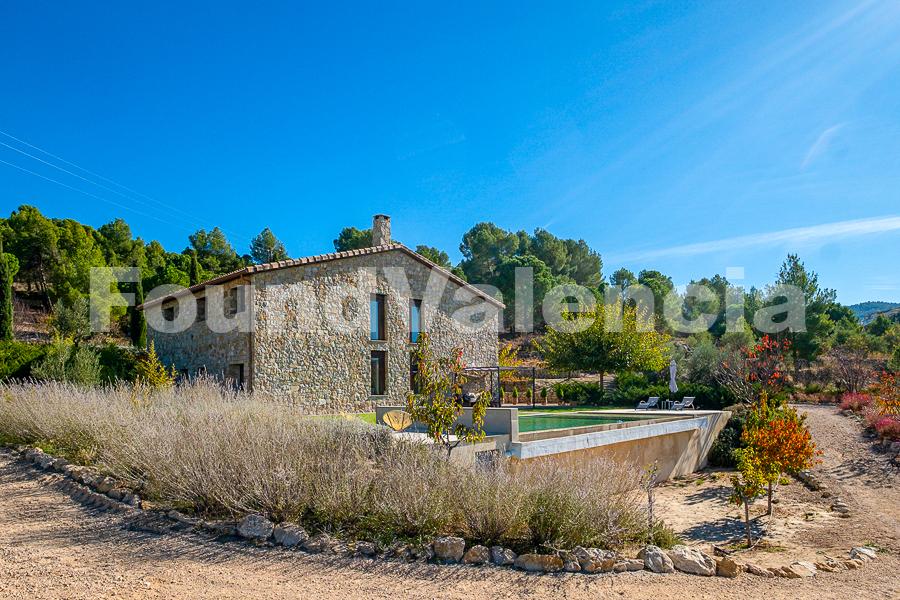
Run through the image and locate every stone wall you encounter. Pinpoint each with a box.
[251,250,499,413]
[149,279,251,384]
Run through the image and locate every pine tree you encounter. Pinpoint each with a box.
[130,278,147,348]
[0,235,13,341]
[189,250,200,286]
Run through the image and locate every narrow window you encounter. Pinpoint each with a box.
[370,293,386,340]
[163,304,177,322]
[226,363,244,390]
[409,299,422,343]
[371,350,386,395]
[197,297,207,322]
[409,354,420,393]
[226,286,245,316]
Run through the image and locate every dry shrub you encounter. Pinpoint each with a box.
[0,379,649,550]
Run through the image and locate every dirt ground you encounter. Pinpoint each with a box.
[1,405,898,600]
[656,405,900,567]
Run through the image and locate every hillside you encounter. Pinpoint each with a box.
[849,301,900,324]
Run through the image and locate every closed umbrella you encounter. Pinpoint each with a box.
[668,359,678,408]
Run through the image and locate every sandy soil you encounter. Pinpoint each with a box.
[1,406,898,600]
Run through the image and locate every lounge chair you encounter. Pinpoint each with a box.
[636,396,659,410]
[672,397,696,411]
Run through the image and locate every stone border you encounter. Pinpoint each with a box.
[5,445,880,579]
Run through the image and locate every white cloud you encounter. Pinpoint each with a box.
[802,123,845,168]
[608,215,900,264]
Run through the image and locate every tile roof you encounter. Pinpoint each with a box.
[137,243,504,309]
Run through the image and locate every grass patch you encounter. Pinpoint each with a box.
[1,380,652,552]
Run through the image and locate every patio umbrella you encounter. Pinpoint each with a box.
[669,359,678,394]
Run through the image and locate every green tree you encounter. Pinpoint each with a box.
[51,219,107,305]
[540,301,671,393]
[458,222,520,282]
[414,245,452,269]
[0,234,13,341]
[771,254,838,367]
[609,267,637,288]
[130,278,147,348]
[250,227,289,264]
[188,227,242,275]
[406,333,489,458]
[98,218,145,268]
[638,269,674,328]
[188,250,200,286]
[563,238,602,287]
[5,205,59,302]
[333,226,372,251]
[135,340,175,389]
[494,254,560,328]
[867,314,893,337]
[49,298,91,342]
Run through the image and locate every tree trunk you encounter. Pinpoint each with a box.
[744,500,752,547]
[767,482,773,516]
[599,371,604,399]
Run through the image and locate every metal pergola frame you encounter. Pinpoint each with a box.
[462,365,537,407]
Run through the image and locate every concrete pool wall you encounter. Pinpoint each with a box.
[374,406,730,480]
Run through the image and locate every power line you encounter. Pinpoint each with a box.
[0,129,254,246]
[0,157,176,227]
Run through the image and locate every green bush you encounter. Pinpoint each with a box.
[0,341,47,380]
[707,404,747,468]
[610,373,736,410]
[31,340,102,386]
[552,381,605,405]
[98,344,139,383]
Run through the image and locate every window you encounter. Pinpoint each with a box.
[370,350,386,395]
[409,299,422,343]
[162,303,177,322]
[226,286,245,316]
[370,293,386,340]
[197,297,207,322]
[226,363,244,390]
[410,354,420,393]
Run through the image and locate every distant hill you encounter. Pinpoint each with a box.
[849,301,900,324]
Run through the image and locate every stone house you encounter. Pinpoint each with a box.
[139,215,501,412]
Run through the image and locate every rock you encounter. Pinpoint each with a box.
[432,536,466,563]
[514,553,564,573]
[716,557,741,578]
[815,562,838,573]
[640,545,674,574]
[107,489,124,501]
[462,545,490,565]
[167,510,201,526]
[850,547,876,561]
[667,545,716,576]
[843,558,864,569]
[613,562,628,573]
[272,523,307,548]
[51,458,70,472]
[624,558,645,572]
[745,563,774,578]
[356,541,377,557]
[490,546,517,566]
[302,533,333,554]
[564,560,581,573]
[37,454,55,469]
[237,514,274,541]
[573,546,617,573]
[388,543,412,561]
[94,477,115,494]
[781,562,816,578]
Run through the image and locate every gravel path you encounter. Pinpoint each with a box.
[1,406,898,599]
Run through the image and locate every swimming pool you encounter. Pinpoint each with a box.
[517,412,649,433]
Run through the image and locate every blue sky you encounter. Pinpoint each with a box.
[2,1,899,304]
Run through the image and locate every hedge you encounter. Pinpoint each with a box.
[0,341,47,380]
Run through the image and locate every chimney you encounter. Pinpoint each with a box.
[372,214,391,246]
